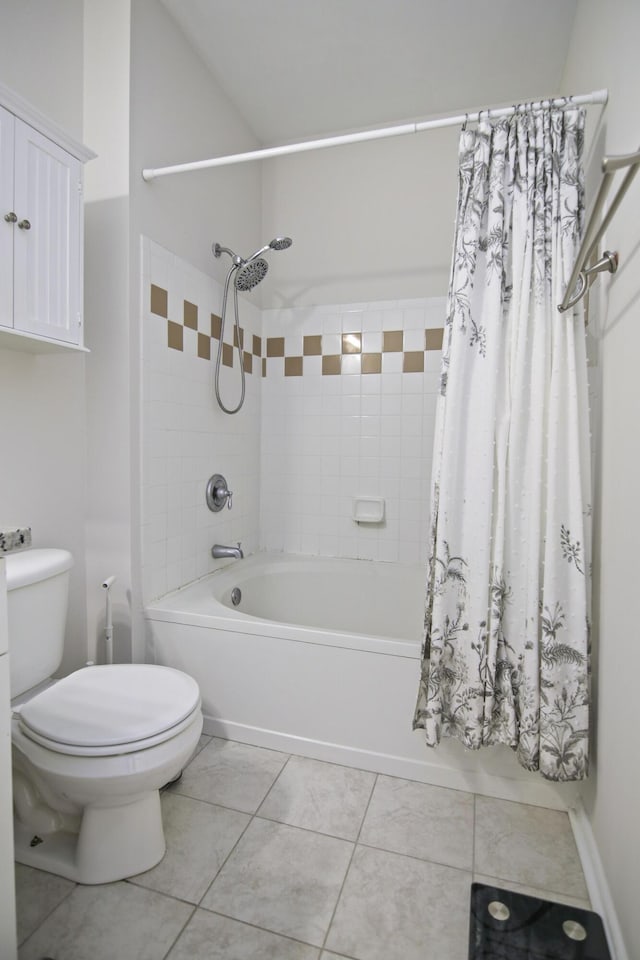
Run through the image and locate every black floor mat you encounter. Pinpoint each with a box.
[469,883,611,960]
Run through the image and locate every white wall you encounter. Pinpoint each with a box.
[128,0,263,654]
[561,3,640,957]
[261,126,459,308]
[83,0,132,664]
[86,0,260,659]
[0,2,88,675]
[0,0,84,141]
[130,0,262,283]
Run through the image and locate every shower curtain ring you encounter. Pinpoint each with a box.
[462,113,468,131]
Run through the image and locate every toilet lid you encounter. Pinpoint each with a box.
[18,664,201,750]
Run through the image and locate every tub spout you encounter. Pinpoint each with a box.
[211,542,243,560]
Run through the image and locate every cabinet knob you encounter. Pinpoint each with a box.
[4,212,17,223]
[17,219,31,231]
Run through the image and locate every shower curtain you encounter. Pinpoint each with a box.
[413,107,591,781]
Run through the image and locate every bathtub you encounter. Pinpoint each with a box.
[144,552,576,807]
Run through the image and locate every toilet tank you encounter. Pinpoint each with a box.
[5,548,74,698]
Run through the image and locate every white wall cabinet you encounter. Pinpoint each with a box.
[0,85,94,352]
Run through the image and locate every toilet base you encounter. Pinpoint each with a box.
[14,789,166,884]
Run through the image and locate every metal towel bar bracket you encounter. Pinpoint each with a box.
[560,250,619,313]
[558,145,640,313]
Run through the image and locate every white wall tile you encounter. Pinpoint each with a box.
[140,239,262,602]
[142,255,443,579]
[258,295,442,563]
[381,308,403,330]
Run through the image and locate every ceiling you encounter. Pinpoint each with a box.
[160,0,579,146]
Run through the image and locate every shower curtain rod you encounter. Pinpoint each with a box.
[142,88,608,182]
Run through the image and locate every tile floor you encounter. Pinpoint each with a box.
[15,735,591,960]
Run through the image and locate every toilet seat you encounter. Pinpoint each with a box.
[17,664,201,757]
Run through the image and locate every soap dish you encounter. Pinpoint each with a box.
[352,498,385,524]
[0,526,32,553]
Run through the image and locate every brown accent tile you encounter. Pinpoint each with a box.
[303,335,322,356]
[253,334,262,357]
[403,351,425,373]
[322,355,341,376]
[211,314,222,339]
[167,320,183,351]
[267,336,285,357]
[262,358,267,378]
[244,351,253,374]
[150,284,168,318]
[222,342,233,367]
[285,356,303,377]
[342,333,362,354]
[426,328,444,350]
[197,333,211,360]
[233,326,245,349]
[383,330,404,352]
[183,300,198,330]
[362,353,382,374]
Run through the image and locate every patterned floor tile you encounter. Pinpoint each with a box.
[474,797,588,898]
[14,864,75,945]
[201,818,353,946]
[166,908,320,959]
[172,737,288,813]
[258,756,375,840]
[359,774,474,869]
[18,881,193,960]
[129,792,250,902]
[326,844,471,960]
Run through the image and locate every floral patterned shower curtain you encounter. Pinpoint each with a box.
[413,108,591,781]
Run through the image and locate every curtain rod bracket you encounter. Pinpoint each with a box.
[558,145,640,313]
[559,250,619,314]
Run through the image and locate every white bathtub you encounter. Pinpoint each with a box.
[144,552,576,808]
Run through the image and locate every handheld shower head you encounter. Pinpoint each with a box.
[211,233,292,415]
[269,237,293,251]
[245,236,294,262]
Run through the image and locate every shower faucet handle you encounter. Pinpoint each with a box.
[206,473,233,512]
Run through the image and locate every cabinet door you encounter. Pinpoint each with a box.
[13,119,82,344]
[0,106,14,330]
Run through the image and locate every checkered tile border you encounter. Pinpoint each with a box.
[150,284,444,377]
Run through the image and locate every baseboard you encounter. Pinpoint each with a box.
[203,714,578,810]
[569,799,628,960]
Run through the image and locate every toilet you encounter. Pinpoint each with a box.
[6,548,203,884]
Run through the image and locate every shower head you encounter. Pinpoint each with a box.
[213,236,292,285]
[269,237,293,251]
[235,258,268,291]
[246,236,294,262]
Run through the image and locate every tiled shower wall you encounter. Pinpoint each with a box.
[140,237,446,601]
[140,238,262,602]
[260,299,445,563]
